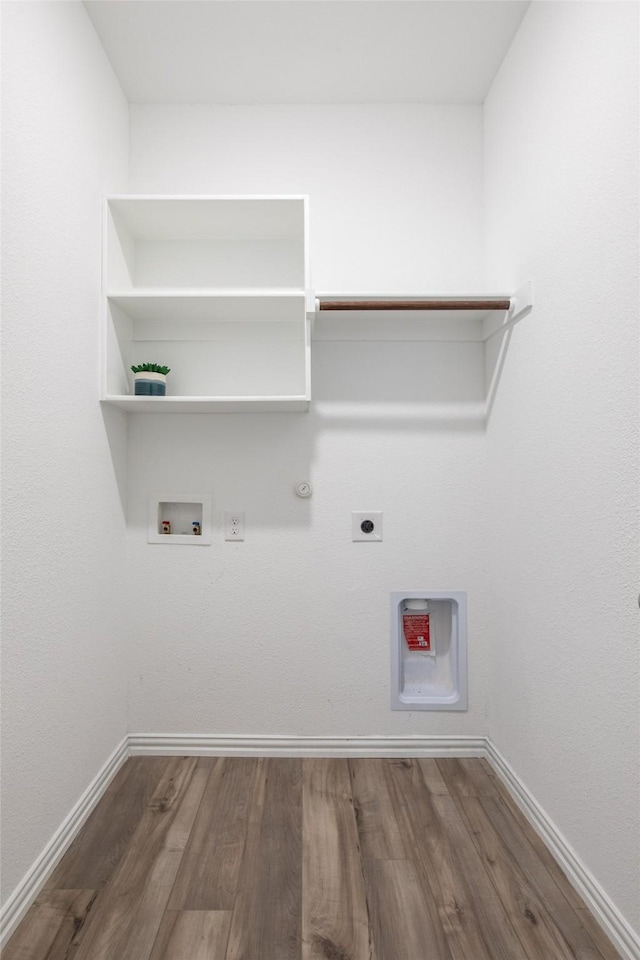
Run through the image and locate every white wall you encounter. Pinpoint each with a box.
[1,2,130,905]
[484,0,639,935]
[127,105,491,736]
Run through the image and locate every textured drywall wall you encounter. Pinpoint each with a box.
[1,2,129,906]
[127,104,491,736]
[484,1,639,935]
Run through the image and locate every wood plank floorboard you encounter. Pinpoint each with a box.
[302,758,371,960]
[47,757,171,891]
[1,889,97,960]
[226,758,302,960]
[416,757,452,796]
[458,795,598,960]
[430,793,529,959]
[436,756,499,799]
[383,757,520,960]
[4,758,623,960]
[363,858,452,960]
[168,757,257,911]
[575,909,626,960]
[72,757,211,960]
[472,797,618,960]
[349,759,407,860]
[148,910,232,960]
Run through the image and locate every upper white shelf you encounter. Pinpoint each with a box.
[105,194,309,295]
[107,195,308,240]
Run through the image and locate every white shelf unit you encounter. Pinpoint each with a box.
[101,196,311,412]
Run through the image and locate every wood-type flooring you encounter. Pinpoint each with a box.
[3,757,623,960]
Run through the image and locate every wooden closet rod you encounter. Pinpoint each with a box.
[317,298,512,311]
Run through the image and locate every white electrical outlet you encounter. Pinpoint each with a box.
[352,511,383,541]
[224,511,245,541]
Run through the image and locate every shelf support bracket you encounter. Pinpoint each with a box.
[482,280,533,342]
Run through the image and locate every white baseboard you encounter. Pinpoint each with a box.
[0,736,129,949]
[2,733,637,960]
[485,740,640,960]
[127,733,486,757]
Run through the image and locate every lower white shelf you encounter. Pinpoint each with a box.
[102,395,310,413]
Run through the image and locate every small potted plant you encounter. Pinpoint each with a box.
[131,363,171,396]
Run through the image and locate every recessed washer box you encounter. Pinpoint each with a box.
[390,591,467,711]
[148,495,212,544]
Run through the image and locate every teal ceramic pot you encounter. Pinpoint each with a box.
[134,372,167,396]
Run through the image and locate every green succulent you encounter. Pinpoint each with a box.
[131,363,171,375]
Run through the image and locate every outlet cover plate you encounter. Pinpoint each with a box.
[225,511,245,541]
[352,511,383,541]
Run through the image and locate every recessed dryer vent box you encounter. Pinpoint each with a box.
[390,591,467,711]
[148,495,212,544]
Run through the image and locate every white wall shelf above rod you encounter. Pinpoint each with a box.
[313,282,533,343]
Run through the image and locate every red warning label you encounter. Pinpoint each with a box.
[403,614,432,652]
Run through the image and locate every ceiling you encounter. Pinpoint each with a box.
[83,1,530,105]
